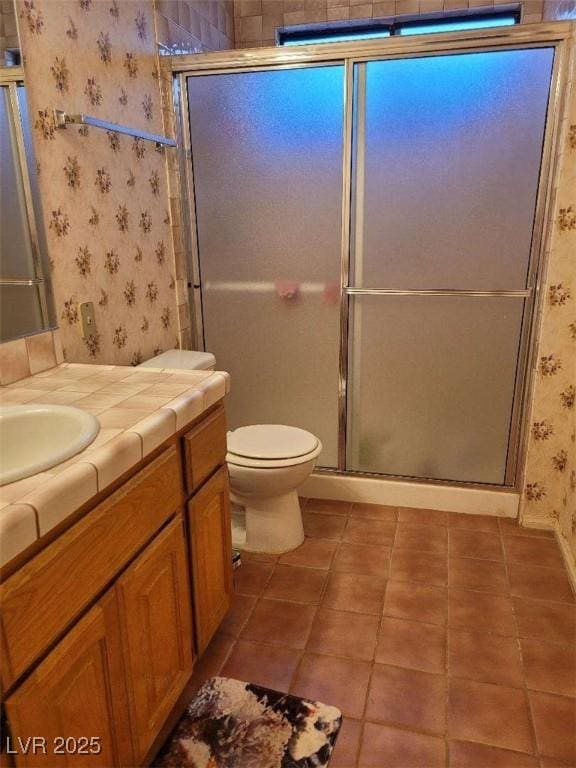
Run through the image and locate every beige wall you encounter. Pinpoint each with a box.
[15,0,187,366]
[233,0,547,47]
[520,26,576,568]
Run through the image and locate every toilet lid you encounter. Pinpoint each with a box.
[227,425,319,460]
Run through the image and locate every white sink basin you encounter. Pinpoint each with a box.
[0,405,100,486]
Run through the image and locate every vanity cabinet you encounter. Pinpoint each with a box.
[116,515,194,764]
[1,402,232,767]
[4,591,132,767]
[188,466,233,654]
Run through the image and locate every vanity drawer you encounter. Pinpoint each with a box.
[0,445,183,688]
[183,405,227,494]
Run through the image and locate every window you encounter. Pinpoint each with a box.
[277,7,519,46]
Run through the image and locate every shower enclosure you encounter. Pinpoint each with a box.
[174,24,568,488]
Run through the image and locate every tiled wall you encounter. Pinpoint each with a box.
[233,0,546,47]
[0,0,18,63]
[520,26,576,569]
[0,329,64,385]
[15,0,185,367]
[155,0,235,53]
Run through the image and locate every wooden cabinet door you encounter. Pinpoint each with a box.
[115,515,194,764]
[188,466,233,654]
[4,591,133,768]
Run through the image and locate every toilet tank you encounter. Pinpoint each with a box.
[137,349,216,371]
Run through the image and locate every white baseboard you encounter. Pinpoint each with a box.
[301,472,519,518]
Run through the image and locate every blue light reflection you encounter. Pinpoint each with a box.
[399,16,517,35]
[284,30,390,45]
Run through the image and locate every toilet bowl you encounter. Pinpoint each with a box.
[227,425,322,554]
[138,350,321,555]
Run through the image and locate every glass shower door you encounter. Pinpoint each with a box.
[347,48,554,484]
[187,66,345,467]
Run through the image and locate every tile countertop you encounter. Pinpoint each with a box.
[0,363,230,568]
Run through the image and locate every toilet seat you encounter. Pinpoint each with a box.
[227,425,322,468]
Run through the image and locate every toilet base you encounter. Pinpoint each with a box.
[231,490,305,554]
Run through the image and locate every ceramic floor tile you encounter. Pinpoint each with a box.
[264,565,326,604]
[366,663,446,734]
[389,550,448,587]
[332,541,391,579]
[302,512,347,540]
[241,550,279,564]
[448,678,534,753]
[503,536,565,570]
[189,634,235,694]
[383,581,447,626]
[358,722,445,768]
[376,617,446,674]
[508,564,575,604]
[234,561,274,597]
[221,639,301,693]
[529,691,576,764]
[539,758,576,768]
[307,608,380,661]
[291,653,371,719]
[343,518,396,546]
[397,507,448,526]
[394,523,448,554]
[449,529,504,561]
[306,498,351,516]
[329,717,362,768]
[513,598,576,645]
[279,537,338,570]
[239,599,316,650]
[449,629,524,687]
[449,589,516,636]
[218,594,256,638]
[449,512,500,532]
[449,556,510,595]
[449,741,539,768]
[521,638,576,697]
[322,571,386,615]
[350,503,398,523]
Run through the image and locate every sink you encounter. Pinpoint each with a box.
[0,405,100,486]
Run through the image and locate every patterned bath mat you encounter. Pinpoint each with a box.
[155,676,342,768]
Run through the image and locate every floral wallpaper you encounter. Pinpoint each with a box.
[520,30,576,569]
[15,0,183,366]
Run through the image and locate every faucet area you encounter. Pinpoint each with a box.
[0,1,575,767]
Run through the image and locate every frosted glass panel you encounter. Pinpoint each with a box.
[0,87,35,279]
[0,284,44,341]
[346,296,525,484]
[187,66,344,467]
[352,49,554,290]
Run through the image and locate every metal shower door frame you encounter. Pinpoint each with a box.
[0,69,53,333]
[171,21,572,490]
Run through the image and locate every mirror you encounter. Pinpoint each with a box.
[1,0,20,67]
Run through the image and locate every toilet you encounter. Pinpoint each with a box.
[227,425,322,554]
[139,350,322,554]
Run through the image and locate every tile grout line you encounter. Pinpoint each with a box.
[501,522,543,763]
[286,497,340,703]
[355,506,398,768]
